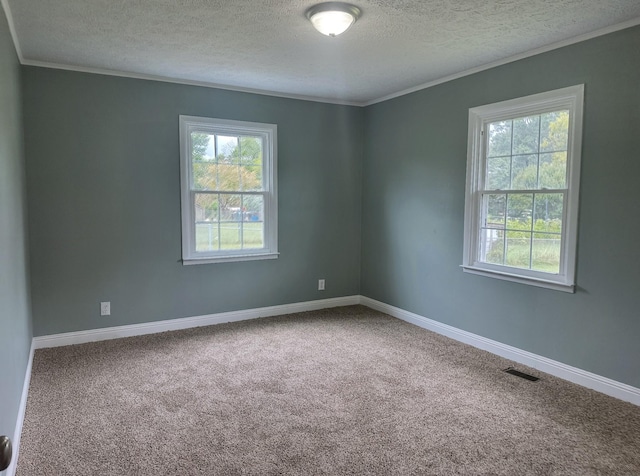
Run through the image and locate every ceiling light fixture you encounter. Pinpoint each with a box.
[306,2,362,37]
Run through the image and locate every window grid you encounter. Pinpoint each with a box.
[192,191,267,252]
[480,111,569,274]
[180,115,277,265]
[190,129,266,253]
[480,193,565,268]
[462,85,583,291]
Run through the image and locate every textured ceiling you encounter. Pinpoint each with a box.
[5,0,640,104]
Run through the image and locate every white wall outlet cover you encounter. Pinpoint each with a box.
[318,279,325,291]
[100,302,111,316]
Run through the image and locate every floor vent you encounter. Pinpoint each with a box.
[504,367,540,381]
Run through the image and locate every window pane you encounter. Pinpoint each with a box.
[487,121,512,158]
[480,228,504,265]
[506,194,533,230]
[532,233,561,273]
[243,222,264,249]
[194,193,219,252]
[538,152,567,189]
[217,164,241,192]
[216,135,239,163]
[486,156,509,190]
[239,165,263,192]
[239,136,263,164]
[540,111,569,153]
[195,222,219,252]
[191,133,215,161]
[511,154,538,189]
[192,161,217,190]
[243,195,263,222]
[194,193,218,222]
[484,194,506,228]
[506,232,532,269]
[243,196,264,249]
[219,194,242,250]
[512,115,540,154]
[220,223,242,250]
[220,194,242,221]
[191,133,216,190]
[239,136,264,191]
[533,193,563,232]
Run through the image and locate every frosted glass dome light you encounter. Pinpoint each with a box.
[306,3,362,37]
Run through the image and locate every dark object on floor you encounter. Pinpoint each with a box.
[504,367,540,381]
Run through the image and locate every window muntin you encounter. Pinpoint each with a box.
[180,116,277,264]
[462,86,584,292]
[481,111,568,274]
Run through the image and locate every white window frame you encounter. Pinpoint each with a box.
[179,115,278,265]
[462,85,584,292]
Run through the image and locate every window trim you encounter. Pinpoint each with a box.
[179,115,278,265]
[462,85,584,292]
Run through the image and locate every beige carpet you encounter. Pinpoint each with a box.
[17,306,640,475]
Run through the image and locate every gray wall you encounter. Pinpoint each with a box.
[23,68,363,336]
[19,25,640,390]
[0,7,32,467]
[361,26,640,388]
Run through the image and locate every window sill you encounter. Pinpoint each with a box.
[461,265,575,293]
[183,252,279,266]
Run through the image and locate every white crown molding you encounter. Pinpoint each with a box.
[4,0,639,109]
[18,59,364,107]
[33,296,360,349]
[360,296,640,406]
[363,17,640,106]
[1,2,359,106]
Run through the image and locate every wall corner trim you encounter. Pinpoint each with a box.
[359,296,640,406]
[32,296,360,349]
[6,341,34,476]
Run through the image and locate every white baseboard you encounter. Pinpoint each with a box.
[360,296,640,406]
[29,294,640,408]
[33,296,360,349]
[6,341,34,476]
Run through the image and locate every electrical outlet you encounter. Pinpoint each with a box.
[318,279,325,291]
[100,301,111,316]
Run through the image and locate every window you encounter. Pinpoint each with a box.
[179,116,278,264]
[462,85,584,292]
